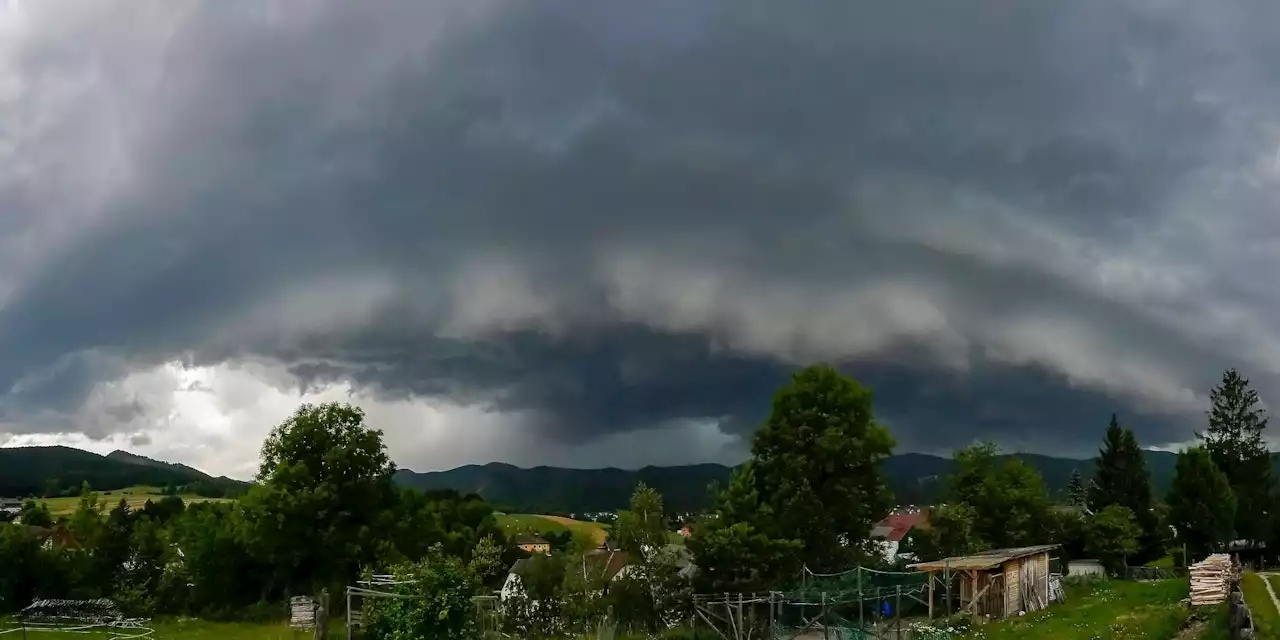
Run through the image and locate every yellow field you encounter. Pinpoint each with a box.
[39,486,231,516]
[496,513,609,544]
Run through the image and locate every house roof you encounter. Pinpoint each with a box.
[513,535,549,545]
[909,545,1060,572]
[871,510,930,543]
[579,550,631,581]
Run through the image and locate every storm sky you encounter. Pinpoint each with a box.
[2,0,1279,478]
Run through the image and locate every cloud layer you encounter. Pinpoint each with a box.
[3,0,1280,475]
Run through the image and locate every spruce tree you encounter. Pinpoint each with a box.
[1200,368,1272,543]
[1066,469,1086,507]
[1088,414,1160,562]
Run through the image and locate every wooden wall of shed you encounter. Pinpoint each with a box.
[1003,558,1020,617]
[1002,552,1051,616]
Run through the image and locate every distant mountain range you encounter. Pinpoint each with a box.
[394,450,1203,513]
[0,446,249,499]
[5,444,1278,514]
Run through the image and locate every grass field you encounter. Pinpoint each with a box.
[961,578,1189,639]
[1242,572,1280,638]
[39,486,231,516]
[496,513,609,544]
[0,619,346,639]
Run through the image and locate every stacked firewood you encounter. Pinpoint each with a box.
[1189,554,1234,606]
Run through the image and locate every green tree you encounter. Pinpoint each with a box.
[688,464,803,591]
[1066,469,1085,507]
[1200,369,1272,543]
[613,483,669,557]
[365,546,478,640]
[694,364,895,582]
[925,502,981,559]
[1084,505,1141,575]
[1167,447,1236,561]
[1087,415,1161,563]
[0,524,43,613]
[240,402,397,596]
[17,500,52,528]
[469,535,506,591]
[943,443,1050,549]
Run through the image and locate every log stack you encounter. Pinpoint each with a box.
[1190,554,1234,606]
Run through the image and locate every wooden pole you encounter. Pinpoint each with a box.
[857,566,864,630]
[822,592,829,640]
[945,561,952,617]
[928,571,935,619]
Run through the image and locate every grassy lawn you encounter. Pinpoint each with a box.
[39,486,231,516]
[1243,572,1280,638]
[496,513,608,544]
[960,579,1188,639]
[0,619,346,639]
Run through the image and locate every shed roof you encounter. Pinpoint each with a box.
[908,544,1059,572]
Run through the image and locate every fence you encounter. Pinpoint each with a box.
[1123,566,1187,581]
[693,566,953,640]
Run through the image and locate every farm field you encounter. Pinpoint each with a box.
[496,513,608,544]
[38,486,231,516]
[959,578,1191,639]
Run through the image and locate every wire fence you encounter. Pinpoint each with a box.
[693,566,954,640]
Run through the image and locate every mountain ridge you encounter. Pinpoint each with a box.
[0,446,249,498]
[393,450,1199,513]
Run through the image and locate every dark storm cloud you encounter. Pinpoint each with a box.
[0,0,1278,457]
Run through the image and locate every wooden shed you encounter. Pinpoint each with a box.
[909,544,1058,619]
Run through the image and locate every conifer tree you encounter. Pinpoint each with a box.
[1066,469,1086,507]
[1200,369,1272,543]
[1088,414,1160,562]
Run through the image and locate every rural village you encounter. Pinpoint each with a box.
[0,365,1278,639]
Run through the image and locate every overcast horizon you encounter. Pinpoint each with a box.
[2,1,1279,479]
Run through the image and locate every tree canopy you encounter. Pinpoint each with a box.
[1087,415,1161,563]
[690,364,894,589]
[1167,446,1236,561]
[1200,368,1272,543]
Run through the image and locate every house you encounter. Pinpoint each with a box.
[1066,559,1105,577]
[910,545,1059,619]
[677,526,692,539]
[21,525,81,551]
[0,498,21,515]
[870,509,930,563]
[513,535,551,554]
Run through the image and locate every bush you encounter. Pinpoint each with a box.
[364,547,478,640]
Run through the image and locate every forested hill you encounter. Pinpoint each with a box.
[395,450,1230,513]
[0,446,249,498]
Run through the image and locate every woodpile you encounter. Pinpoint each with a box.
[1190,554,1234,606]
[289,596,317,630]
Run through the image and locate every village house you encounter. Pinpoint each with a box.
[870,508,929,563]
[513,535,551,554]
[0,498,21,516]
[910,544,1059,619]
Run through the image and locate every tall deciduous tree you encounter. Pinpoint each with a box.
[241,402,397,595]
[1087,415,1161,563]
[1084,505,1141,575]
[690,365,894,587]
[1167,446,1236,561]
[941,443,1050,550]
[1200,369,1272,543]
[613,483,669,557]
